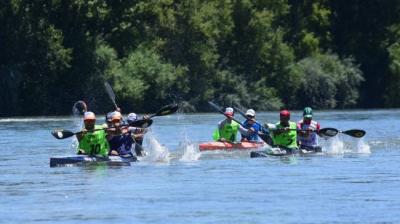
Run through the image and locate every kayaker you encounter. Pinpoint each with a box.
[213,107,249,142]
[268,109,298,153]
[76,112,110,157]
[107,111,136,157]
[297,107,322,152]
[240,109,268,142]
[126,112,148,156]
[105,111,114,127]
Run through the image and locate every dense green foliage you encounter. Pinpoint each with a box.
[0,0,399,116]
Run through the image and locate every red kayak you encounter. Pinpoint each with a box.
[199,141,265,151]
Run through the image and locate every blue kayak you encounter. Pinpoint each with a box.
[49,155,137,167]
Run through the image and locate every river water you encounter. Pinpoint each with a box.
[0,110,399,223]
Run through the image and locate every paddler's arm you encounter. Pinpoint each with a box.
[76,128,87,142]
[239,125,252,135]
[217,120,226,142]
[297,123,309,137]
[265,123,285,135]
[315,123,323,137]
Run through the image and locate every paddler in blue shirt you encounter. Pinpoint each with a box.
[213,107,250,143]
[240,109,268,142]
[297,107,322,152]
[107,111,136,158]
[76,112,110,157]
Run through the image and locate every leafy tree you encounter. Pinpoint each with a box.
[384,42,400,106]
[290,53,363,109]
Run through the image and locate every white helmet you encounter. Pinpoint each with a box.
[127,113,138,124]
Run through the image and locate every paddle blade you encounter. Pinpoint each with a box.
[319,128,339,137]
[51,129,75,139]
[155,104,179,116]
[208,101,224,114]
[342,129,366,138]
[233,106,247,118]
[104,82,118,109]
[129,119,153,128]
[72,100,87,115]
[258,133,274,146]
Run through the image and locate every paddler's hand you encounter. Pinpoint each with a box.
[143,115,150,120]
[109,150,119,156]
[298,130,307,136]
[274,128,285,134]
[219,138,226,142]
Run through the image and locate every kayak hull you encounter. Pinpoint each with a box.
[250,147,322,158]
[49,155,137,167]
[199,141,265,151]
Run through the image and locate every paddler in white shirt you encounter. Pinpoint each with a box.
[297,107,322,152]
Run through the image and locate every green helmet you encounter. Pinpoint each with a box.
[303,107,313,118]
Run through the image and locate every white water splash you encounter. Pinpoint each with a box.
[356,139,371,154]
[142,132,170,163]
[322,136,345,155]
[174,114,201,162]
[320,135,371,155]
[178,137,201,162]
[69,105,85,153]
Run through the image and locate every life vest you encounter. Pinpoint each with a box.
[297,119,319,147]
[272,121,298,148]
[108,130,134,156]
[78,125,110,156]
[213,120,240,142]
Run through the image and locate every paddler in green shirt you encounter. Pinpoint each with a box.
[268,109,298,152]
[76,112,110,157]
[213,107,248,142]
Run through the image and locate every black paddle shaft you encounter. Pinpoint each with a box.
[208,101,272,145]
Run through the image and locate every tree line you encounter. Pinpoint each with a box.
[1,0,399,116]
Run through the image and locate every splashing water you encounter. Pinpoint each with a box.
[142,132,170,163]
[321,136,345,155]
[320,135,370,155]
[356,139,371,154]
[69,103,85,153]
[175,112,201,162]
[178,136,201,162]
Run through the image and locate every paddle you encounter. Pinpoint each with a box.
[104,81,178,119]
[104,81,119,111]
[232,105,274,145]
[147,103,179,119]
[233,106,265,128]
[340,129,366,138]
[297,128,365,138]
[72,100,88,115]
[51,119,154,140]
[208,101,272,145]
[297,127,365,138]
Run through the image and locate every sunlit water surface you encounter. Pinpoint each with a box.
[0,109,399,223]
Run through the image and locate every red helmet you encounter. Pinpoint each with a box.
[280,110,290,118]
